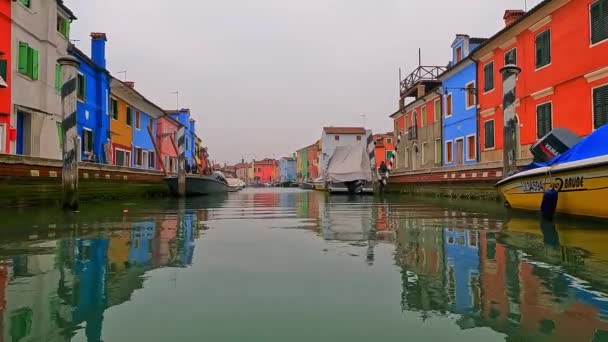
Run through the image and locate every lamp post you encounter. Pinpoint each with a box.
[500,64,522,177]
[58,55,81,210]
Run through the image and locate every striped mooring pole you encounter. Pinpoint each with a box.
[500,64,521,177]
[366,130,378,191]
[177,126,186,196]
[58,56,81,210]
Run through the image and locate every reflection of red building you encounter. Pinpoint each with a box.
[0,0,11,153]
[373,133,395,169]
[253,159,278,183]
[153,216,178,267]
[479,232,510,327]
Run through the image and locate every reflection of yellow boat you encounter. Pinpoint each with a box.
[497,156,608,218]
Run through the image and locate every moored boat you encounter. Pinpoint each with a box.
[497,125,608,219]
[226,178,242,192]
[164,172,230,196]
[313,178,326,191]
[299,182,314,190]
[326,145,374,195]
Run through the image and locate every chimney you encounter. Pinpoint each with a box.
[124,81,135,88]
[503,10,525,26]
[90,32,107,68]
[417,84,426,98]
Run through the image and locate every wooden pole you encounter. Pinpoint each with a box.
[58,56,81,210]
[147,124,166,175]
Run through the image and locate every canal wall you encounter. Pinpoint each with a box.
[386,159,532,201]
[0,154,168,207]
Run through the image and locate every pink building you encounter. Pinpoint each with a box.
[156,115,181,174]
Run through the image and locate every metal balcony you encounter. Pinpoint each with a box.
[400,66,446,96]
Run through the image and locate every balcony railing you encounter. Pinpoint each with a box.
[400,66,446,95]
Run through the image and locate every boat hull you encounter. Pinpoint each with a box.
[497,161,608,219]
[164,176,230,196]
[328,181,373,195]
[299,183,314,190]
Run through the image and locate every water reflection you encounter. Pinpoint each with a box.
[1,191,608,341]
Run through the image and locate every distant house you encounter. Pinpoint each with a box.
[166,109,197,169]
[320,127,366,176]
[254,158,278,184]
[69,32,111,163]
[373,133,395,169]
[156,114,181,174]
[279,157,297,183]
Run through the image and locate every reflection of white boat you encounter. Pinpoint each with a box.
[164,172,230,196]
[326,145,374,194]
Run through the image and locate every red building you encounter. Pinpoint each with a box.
[373,133,395,169]
[307,142,319,180]
[0,0,10,153]
[474,1,608,163]
[155,115,181,174]
[254,158,278,184]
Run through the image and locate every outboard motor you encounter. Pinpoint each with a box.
[530,128,580,163]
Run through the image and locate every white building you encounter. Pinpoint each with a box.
[10,0,76,158]
[320,127,366,177]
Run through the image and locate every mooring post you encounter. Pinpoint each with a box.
[177,125,186,196]
[500,64,521,178]
[58,56,81,210]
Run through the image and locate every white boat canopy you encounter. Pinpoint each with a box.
[326,145,373,183]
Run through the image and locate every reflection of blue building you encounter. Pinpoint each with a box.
[129,221,156,266]
[72,238,109,342]
[444,229,480,314]
[176,212,196,266]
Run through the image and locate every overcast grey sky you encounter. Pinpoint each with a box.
[65,0,539,164]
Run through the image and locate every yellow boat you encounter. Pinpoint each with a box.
[497,155,608,219]
[313,178,326,191]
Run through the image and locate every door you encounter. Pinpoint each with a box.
[456,139,464,165]
[16,111,31,156]
[0,124,4,153]
[16,111,24,155]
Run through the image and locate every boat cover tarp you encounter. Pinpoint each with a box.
[326,145,372,182]
[528,124,608,169]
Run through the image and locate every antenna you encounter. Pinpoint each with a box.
[171,91,179,109]
[524,0,528,11]
[418,48,422,67]
[117,70,127,81]
[360,114,366,128]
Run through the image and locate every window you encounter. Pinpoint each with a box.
[456,46,463,62]
[446,141,453,163]
[535,29,551,69]
[77,73,86,101]
[504,48,517,65]
[591,0,608,44]
[54,64,61,92]
[135,111,141,129]
[111,98,118,120]
[484,120,495,149]
[536,102,553,138]
[82,128,93,154]
[126,107,132,126]
[483,62,494,92]
[434,98,441,121]
[18,42,39,80]
[148,151,156,169]
[593,84,608,129]
[465,82,475,108]
[10,308,33,341]
[435,138,441,164]
[421,106,427,126]
[386,150,394,160]
[334,135,339,141]
[421,142,428,163]
[356,135,361,141]
[56,122,63,145]
[134,147,143,167]
[18,0,30,8]
[386,138,392,144]
[56,15,70,38]
[404,148,409,168]
[446,94,453,116]
[467,135,476,161]
[164,155,170,171]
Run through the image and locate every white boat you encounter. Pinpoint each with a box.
[325,145,374,195]
[226,178,242,192]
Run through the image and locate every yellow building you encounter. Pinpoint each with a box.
[109,78,135,166]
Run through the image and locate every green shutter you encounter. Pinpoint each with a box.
[0,60,6,80]
[484,63,494,92]
[594,85,608,129]
[591,1,603,44]
[54,64,61,91]
[57,122,63,145]
[484,121,494,148]
[30,48,39,80]
[66,20,70,38]
[536,30,551,68]
[18,42,28,74]
[537,103,552,138]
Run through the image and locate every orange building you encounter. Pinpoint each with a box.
[253,158,278,184]
[109,80,134,166]
[373,133,395,169]
[473,1,608,163]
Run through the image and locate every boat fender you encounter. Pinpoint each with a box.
[540,188,558,220]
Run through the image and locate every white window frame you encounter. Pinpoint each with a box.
[434,138,441,164]
[591,83,608,131]
[590,0,608,47]
[445,93,453,117]
[82,127,94,155]
[483,119,496,150]
[115,147,131,167]
[110,97,118,120]
[76,72,85,103]
[434,98,442,121]
[445,140,454,164]
[142,150,149,169]
[135,111,141,130]
[465,81,476,110]
[454,137,465,165]
[421,142,427,164]
[535,101,553,139]
[466,134,477,161]
[483,61,495,94]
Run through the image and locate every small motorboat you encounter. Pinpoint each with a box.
[226,178,242,192]
[326,145,374,195]
[299,182,314,190]
[164,172,230,196]
[313,177,326,191]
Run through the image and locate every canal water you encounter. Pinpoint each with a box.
[1,189,608,341]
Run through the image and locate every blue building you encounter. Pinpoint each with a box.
[279,157,297,183]
[131,109,160,170]
[167,108,197,168]
[69,33,111,163]
[439,35,486,166]
[444,228,480,314]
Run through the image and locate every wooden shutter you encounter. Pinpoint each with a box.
[537,103,552,138]
[484,121,494,148]
[536,30,550,68]
[18,42,28,74]
[31,48,39,80]
[484,63,493,91]
[594,85,608,129]
[0,60,6,80]
[591,1,603,44]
